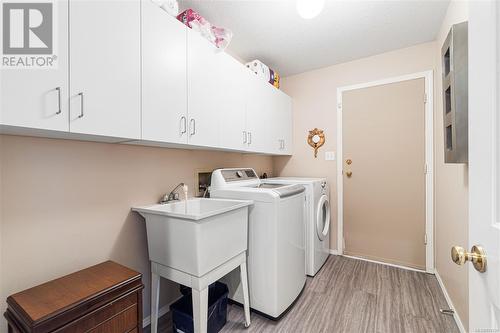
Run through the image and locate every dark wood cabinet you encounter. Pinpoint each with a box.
[4,261,144,333]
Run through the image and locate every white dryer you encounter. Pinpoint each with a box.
[211,168,306,319]
[264,177,330,276]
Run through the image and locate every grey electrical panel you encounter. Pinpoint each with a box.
[441,21,468,163]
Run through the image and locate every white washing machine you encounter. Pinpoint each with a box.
[264,177,330,276]
[210,168,306,319]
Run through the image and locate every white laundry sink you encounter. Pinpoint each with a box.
[133,198,253,277]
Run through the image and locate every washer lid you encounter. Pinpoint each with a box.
[264,177,327,184]
[273,184,305,198]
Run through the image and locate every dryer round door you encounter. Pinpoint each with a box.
[316,195,330,241]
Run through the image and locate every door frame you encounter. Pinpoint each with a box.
[336,70,434,273]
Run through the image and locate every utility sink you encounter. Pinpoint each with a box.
[133,198,253,277]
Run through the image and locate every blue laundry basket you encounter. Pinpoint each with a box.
[170,282,229,333]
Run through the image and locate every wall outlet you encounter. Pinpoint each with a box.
[325,151,335,161]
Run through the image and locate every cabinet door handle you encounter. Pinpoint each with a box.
[77,92,84,118]
[243,131,247,144]
[248,132,252,145]
[180,116,187,134]
[190,119,196,136]
[55,87,62,115]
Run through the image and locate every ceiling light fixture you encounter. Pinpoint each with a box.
[296,0,325,19]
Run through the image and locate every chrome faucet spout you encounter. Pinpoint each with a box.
[160,182,186,204]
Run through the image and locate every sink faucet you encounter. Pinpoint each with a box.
[200,184,210,198]
[160,183,187,204]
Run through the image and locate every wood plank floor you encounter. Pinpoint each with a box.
[146,255,459,333]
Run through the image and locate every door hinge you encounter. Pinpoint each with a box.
[424,234,428,245]
[424,163,428,174]
[337,103,342,109]
[423,93,428,104]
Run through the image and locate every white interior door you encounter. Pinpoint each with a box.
[468,1,500,330]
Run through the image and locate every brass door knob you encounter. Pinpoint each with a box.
[451,245,487,273]
[346,171,352,178]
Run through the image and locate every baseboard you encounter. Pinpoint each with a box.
[341,254,427,273]
[434,270,466,333]
[142,304,170,328]
[329,249,339,255]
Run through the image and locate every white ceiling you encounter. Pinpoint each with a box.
[179,0,450,77]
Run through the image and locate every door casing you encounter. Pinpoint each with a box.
[336,70,434,273]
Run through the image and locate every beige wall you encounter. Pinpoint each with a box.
[0,135,273,330]
[275,2,469,327]
[275,41,437,251]
[434,0,469,330]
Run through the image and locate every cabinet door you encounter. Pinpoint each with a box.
[246,73,275,153]
[276,90,293,155]
[187,30,223,148]
[217,55,248,151]
[282,96,293,154]
[69,0,141,139]
[142,0,187,144]
[0,1,68,131]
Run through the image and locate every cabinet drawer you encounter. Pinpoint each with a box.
[55,292,138,333]
[87,305,138,333]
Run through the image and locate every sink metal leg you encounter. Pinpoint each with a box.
[240,261,251,328]
[192,287,208,333]
[151,269,160,333]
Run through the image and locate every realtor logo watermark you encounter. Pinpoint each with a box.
[2,1,57,69]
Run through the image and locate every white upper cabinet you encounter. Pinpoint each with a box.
[0,0,293,155]
[246,73,275,154]
[187,29,248,150]
[186,30,224,147]
[275,90,293,154]
[68,0,141,140]
[216,54,248,151]
[246,73,293,155]
[282,99,293,154]
[141,0,187,144]
[0,1,69,132]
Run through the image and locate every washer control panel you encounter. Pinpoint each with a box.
[221,168,258,182]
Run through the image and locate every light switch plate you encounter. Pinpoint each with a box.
[325,151,335,161]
